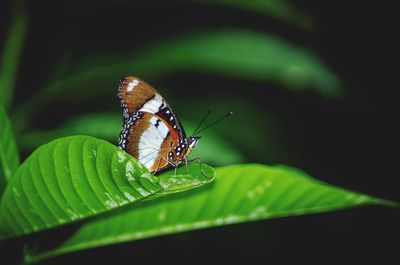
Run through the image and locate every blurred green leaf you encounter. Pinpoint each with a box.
[184,121,245,165]
[179,98,291,163]
[20,112,245,166]
[20,113,122,149]
[16,30,342,129]
[0,135,214,240]
[0,0,27,109]
[190,0,312,30]
[0,104,20,193]
[75,29,343,97]
[24,164,395,263]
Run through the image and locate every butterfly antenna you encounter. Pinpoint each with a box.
[193,112,233,136]
[192,110,212,135]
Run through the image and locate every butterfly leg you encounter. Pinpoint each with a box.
[184,157,190,175]
[174,163,178,177]
[161,157,179,176]
[153,158,163,175]
[161,157,178,173]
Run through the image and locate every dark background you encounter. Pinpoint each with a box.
[1,0,399,264]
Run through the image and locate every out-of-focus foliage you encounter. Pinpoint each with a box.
[15,30,341,129]
[180,98,290,162]
[0,0,27,110]
[0,104,20,193]
[189,0,312,29]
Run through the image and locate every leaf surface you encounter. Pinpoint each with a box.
[0,136,214,239]
[25,164,395,263]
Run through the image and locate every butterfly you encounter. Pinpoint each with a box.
[117,76,202,174]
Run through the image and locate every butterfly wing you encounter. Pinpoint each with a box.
[122,112,179,171]
[117,76,186,172]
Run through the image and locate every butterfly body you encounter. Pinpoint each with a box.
[117,76,199,173]
[168,136,200,164]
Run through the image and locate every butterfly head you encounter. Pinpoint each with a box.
[187,136,201,151]
[168,136,200,163]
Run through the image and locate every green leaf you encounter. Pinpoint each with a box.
[19,113,122,150]
[190,0,312,30]
[0,104,20,193]
[0,0,27,109]
[15,30,342,129]
[178,98,290,162]
[19,112,245,166]
[184,121,245,166]
[0,135,214,240]
[75,30,343,98]
[24,164,396,263]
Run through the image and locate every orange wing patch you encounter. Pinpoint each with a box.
[118,76,157,115]
[149,118,180,172]
[125,113,151,159]
[125,112,179,173]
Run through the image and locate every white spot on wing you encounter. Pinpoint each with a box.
[138,116,170,169]
[139,94,163,114]
[127,79,139,91]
